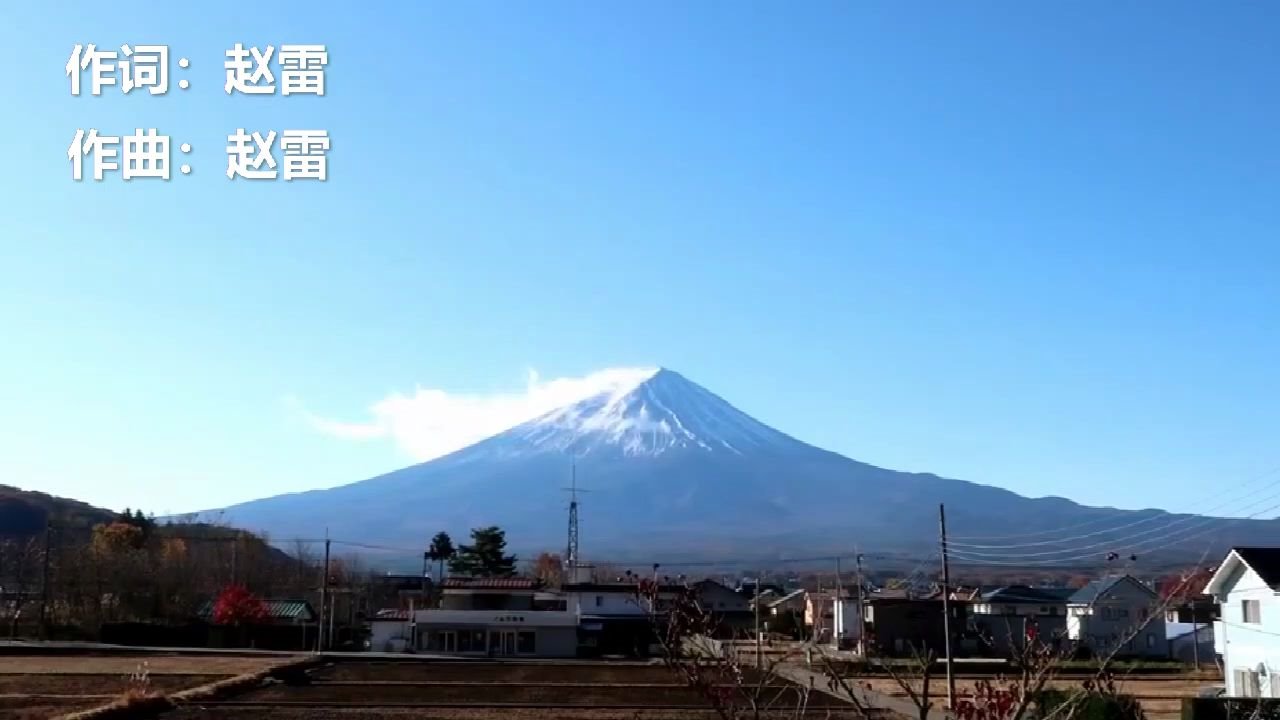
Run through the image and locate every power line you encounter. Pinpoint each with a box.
[946,492,1280,563]
[949,471,1280,551]
[948,502,1278,567]
[949,463,1280,542]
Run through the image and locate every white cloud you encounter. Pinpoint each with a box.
[301,367,659,461]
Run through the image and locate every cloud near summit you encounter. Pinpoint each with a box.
[301,367,658,461]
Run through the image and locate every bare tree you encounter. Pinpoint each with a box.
[0,537,43,637]
[636,578,846,720]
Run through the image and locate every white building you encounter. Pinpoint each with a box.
[370,577,579,657]
[832,597,864,650]
[1204,547,1280,697]
[1066,575,1165,658]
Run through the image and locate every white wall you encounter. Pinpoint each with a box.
[369,620,413,652]
[569,591,649,616]
[1219,564,1280,697]
[833,599,863,645]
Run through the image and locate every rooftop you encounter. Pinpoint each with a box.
[442,577,540,591]
[1068,575,1153,604]
[1230,547,1280,589]
[979,585,1076,605]
[196,599,315,621]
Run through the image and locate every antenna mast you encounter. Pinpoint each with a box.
[563,461,589,579]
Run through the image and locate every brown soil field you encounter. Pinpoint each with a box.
[0,654,282,719]
[165,709,832,720]
[0,655,285,675]
[238,681,843,707]
[855,675,1217,720]
[312,662,678,684]
[0,694,106,719]
[0,674,228,694]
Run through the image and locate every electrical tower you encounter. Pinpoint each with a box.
[562,461,589,578]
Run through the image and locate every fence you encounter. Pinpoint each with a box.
[1181,697,1280,720]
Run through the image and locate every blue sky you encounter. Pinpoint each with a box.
[1,2,1277,517]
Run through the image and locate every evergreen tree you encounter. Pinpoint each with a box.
[449,526,517,577]
[426,531,456,580]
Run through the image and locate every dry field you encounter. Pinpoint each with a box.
[854,673,1220,720]
[0,656,871,719]
[0,653,288,720]
[0,655,281,675]
[163,659,865,719]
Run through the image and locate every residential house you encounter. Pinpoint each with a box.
[805,591,839,643]
[196,598,316,626]
[1166,622,1215,665]
[1164,598,1218,625]
[562,580,681,656]
[768,589,807,615]
[405,577,578,657]
[968,585,1073,656]
[1204,547,1280,697]
[695,579,754,637]
[765,589,808,639]
[196,598,318,651]
[864,595,961,658]
[367,573,433,612]
[1066,575,1165,659]
[832,596,864,650]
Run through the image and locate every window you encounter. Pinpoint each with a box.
[434,631,457,652]
[1117,608,1129,619]
[517,631,536,654]
[1146,634,1156,649]
[595,595,602,607]
[1236,669,1262,698]
[1244,599,1262,624]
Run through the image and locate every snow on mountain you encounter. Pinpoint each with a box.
[498,367,804,458]
[210,366,1280,562]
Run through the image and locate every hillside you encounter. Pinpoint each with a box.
[0,484,115,538]
[212,368,1280,564]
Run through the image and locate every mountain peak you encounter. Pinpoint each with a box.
[494,367,801,459]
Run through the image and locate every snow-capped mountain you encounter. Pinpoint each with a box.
[213,367,1280,562]
[496,368,803,459]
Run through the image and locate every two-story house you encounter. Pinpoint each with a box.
[1066,575,1165,658]
[863,588,960,658]
[694,579,754,637]
[386,577,579,657]
[1204,547,1280,696]
[968,585,1073,656]
[562,580,682,656]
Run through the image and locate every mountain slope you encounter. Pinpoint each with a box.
[215,368,1278,563]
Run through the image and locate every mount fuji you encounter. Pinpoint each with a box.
[214,368,1276,564]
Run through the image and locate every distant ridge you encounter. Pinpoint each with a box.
[211,368,1280,564]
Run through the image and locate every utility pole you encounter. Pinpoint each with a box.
[755,570,763,670]
[835,555,843,649]
[39,520,52,640]
[318,535,331,652]
[855,549,866,656]
[1191,595,1200,669]
[328,586,336,650]
[939,503,956,709]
